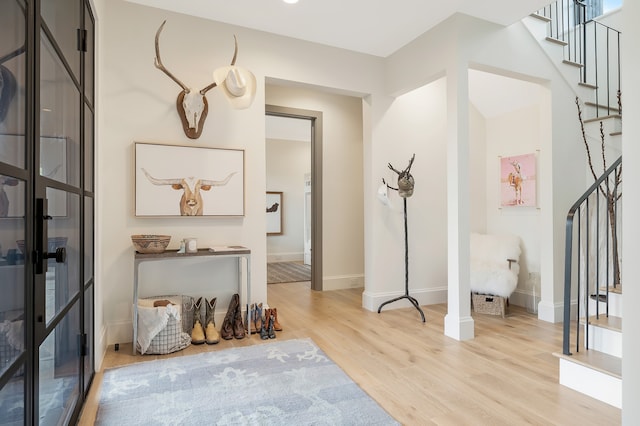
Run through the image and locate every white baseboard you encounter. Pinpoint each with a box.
[323,274,364,291]
[267,253,304,263]
[538,300,568,323]
[108,320,133,346]
[362,287,447,312]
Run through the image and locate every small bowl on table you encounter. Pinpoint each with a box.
[131,235,171,254]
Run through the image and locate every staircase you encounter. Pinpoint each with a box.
[523,0,623,409]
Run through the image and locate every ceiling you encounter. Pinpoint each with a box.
[126,0,550,57]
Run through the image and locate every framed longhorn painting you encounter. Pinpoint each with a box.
[135,142,244,216]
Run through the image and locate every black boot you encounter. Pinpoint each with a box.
[267,314,276,339]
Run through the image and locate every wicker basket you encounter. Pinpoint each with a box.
[131,234,171,253]
[471,293,507,318]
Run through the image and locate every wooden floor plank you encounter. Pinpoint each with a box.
[79,282,621,425]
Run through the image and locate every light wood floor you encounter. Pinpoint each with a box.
[79,282,621,425]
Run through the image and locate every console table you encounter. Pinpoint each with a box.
[132,247,251,354]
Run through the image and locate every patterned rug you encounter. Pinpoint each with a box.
[96,338,398,425]
[267,262,311,284]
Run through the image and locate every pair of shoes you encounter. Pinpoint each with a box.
[264,307,282,332]
[260,311,276,339]
[191,297,220,345]
[246,303,263,333]
[221,294,245,340]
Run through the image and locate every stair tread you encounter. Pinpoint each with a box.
[579,82,598,89]
[584,114,621,124]
[583,314,622,332]
[545,36,568,46]
[554,350,621,378]
[599,285,622,294]
[529,13,551,22]
[585,101,620,112]
[562,59,583,68]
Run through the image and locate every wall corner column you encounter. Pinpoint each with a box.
[444,64,474,341]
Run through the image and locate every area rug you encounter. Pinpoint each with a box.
[96,338,398,425]
[267,262,311,284]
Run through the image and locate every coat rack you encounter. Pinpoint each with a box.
[377,154,425,322]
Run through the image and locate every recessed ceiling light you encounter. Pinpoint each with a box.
[283,0,299,4]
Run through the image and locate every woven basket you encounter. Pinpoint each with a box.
[471,293,507,317]
[131,234,171,253]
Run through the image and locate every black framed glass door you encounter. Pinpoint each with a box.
[0,0,95,424]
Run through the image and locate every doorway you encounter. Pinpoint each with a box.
[265,105,323,291]
[0,1,95,424]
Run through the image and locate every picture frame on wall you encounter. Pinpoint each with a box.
[135,142,245,216]
[266,191,282,235]
[500,152,537,207]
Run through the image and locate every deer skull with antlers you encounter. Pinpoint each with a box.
[154,21,256,139]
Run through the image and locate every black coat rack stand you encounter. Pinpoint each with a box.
[377,197,426,322]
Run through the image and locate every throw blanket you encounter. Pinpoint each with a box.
[136,303,181,355]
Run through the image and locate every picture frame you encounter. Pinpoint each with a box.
[135,142,244,217]
[500,152,537,207]
[266,191,282,235]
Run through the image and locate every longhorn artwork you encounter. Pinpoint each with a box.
[135,142,245,217]
[154,21,256,140]
[142,168,236,216]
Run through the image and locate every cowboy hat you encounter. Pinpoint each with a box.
[212,65,256,109]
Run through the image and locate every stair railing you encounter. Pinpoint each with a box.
[563,156,622,356]
[536,0,621,117]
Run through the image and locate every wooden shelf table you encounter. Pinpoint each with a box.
[132,247,251,354]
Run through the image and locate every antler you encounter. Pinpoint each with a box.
[200,171,237,186]
[154,20,190,93]
[200,35,239,95]
[142,168,183,186]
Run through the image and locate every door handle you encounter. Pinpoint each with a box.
[45,247,66,264]
[35,198,52,274]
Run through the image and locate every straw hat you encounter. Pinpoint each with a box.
[213,65,256,109]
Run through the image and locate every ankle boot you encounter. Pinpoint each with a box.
[205,297,220,345]
[233,296,246,339]
[271,307,282,331]
[191,297,205,345]
[221,294,239,340]
[267,314,276,339]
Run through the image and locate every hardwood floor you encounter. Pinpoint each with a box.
[79,282,621,425]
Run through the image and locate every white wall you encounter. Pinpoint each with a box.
[384,14,584,324]
[485,104,545,306]
[97,0,606,353]
[622,1,640,423]
[265,84,365,290]
[266,138,310,262]
[469,102,487,234]
[363,78,449,310]
[98,0,380,349]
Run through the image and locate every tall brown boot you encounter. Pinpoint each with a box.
[233,295,246,339]
[271,307,282,331]
[221,294,239,340]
